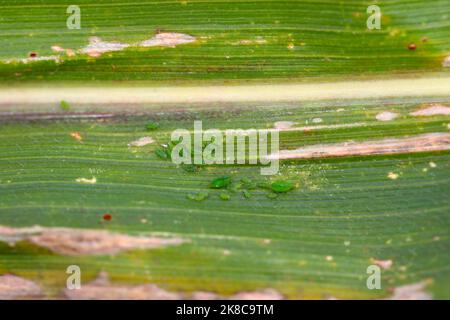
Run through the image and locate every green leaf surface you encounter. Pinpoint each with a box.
[0,0,449,83]
[0,0,449,300]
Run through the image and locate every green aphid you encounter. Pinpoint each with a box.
[241,178,256,189]
[187,192,209,201]
[219,193,231,201]
[229,182,242,193]
[60,100,71,111]
[181,164,198,173]
[257,182,272,189]
[167,140,177,151]
[146,122,160,131]
[210,176,232,189]
[266,193,279,199]
[242,190,252,199]
[155,148,169,159]
[271,180,294,193]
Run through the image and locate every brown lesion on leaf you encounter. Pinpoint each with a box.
[64,272,284,300]
[3,54,60,64]
[0,113,116,121]
[2,31,198,64]
[0,274,43,300]
[65,272,182,300]
[273,121,296,130]
[272,122,366,132]
[0,225,187,256]
[230,37,267,46]
[230,289,283,300]
[270,133,450,160]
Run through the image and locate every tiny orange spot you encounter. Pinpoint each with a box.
[70,132,83,141]
[66,49,75,57]
[408,43,417,50]
[103,214,112,221]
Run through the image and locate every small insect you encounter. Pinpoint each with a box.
[408,43,417,50]
[270,180,294,193]
[146,122,160,131]
[242,190,252,199]
[241,178,257,190]
[219,192,231,201]
[60,100,71,111]
[155,148,169,159]
[70,132,83,141]
[29,52,38,58]
[181,164,198,173]
[257,181,271,189]
[103,213,112,221]
[266,193,278,199]
[187,192,209,201]
[210,176,232,189]
[229,182,242,193]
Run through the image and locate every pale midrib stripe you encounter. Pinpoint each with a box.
[1,77,450,106]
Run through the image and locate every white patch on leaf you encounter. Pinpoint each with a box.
[269,133,450,160]
[387,172,399,180]
[230,289,283,300]
[376,111,398,121]
[4,55,60,64]
[273,121,296,130]
[64,272,283,300]
[388,281,432,300]
[410,104,450,116]
[0,275,43,300]
[76,177,97,184]
[128,137,154,147]
[51,45,66,53]
[140,32,196,48]
[443,56,450,68]
[371,258,393,269]
[0,225,186,256]
[272,122,365,132]
[80,37,130,57]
